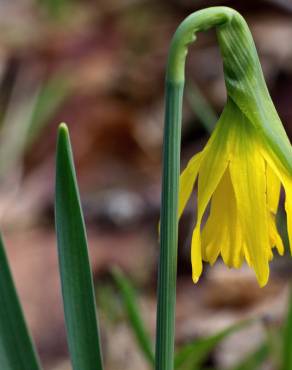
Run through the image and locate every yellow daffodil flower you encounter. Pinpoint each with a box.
[170,8,292,288]
[179,99,291,287]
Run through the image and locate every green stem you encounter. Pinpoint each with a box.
[155,81,183,370]
[155,7,234,370]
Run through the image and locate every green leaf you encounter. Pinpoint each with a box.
[38,0,72,18]
[0,74,70,180]
[281,288,292,370]
[229,342,268,370]
[175,320,252,370]
[0,77,41,179]
[26,76,70,148]
[186,81,217,134]
[112,268,155,365]
[0,234,42,370]
[55,123,103,370]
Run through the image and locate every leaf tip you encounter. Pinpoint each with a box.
[58,122,69,135]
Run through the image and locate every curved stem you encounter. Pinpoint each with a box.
[155,7,234,370]
[166,7,235,84]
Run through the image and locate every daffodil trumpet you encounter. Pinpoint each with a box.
[155,6,292,370]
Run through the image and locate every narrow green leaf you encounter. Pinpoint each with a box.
[112,268,155,365]
[0,234,42,370]
[175,320,252,370]
[38,0,72,18]
[55,123,103,370]
[229,342,268,370]
[0,77,41,179]
[186,81,217,134]
[27,76,70,148]
[281,288,292,370]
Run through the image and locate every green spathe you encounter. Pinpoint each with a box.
[217,12,292,176]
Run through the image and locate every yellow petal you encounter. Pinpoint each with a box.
[219,172,243,269]
[191,227,202,282]
[261,146,292,254]
[286,193,292,253]
[178,99,233,222]
[196,122,231,222]
[243,243,252,267]
[269,214,284,255]
[282,181,292,253]
[202,168,243,268]
[191,108,232,282]
[265,162,284,255]
[203,243,220,266]
[266,163,281,214]
[178,152,202,219]
[229,120,270,287]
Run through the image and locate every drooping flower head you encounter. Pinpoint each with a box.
[178,10,292,287]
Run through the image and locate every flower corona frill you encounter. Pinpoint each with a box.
[179,99,291,287]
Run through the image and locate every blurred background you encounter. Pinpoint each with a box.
[0,0,292,369]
